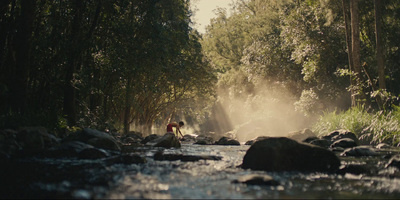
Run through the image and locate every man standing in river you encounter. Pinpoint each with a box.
[166,121,184,138]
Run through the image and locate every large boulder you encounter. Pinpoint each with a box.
[43,141,95,158]
[16,127,60,152]
[63,128,121,151]
[146,132,181,148]
[241,137,340,172]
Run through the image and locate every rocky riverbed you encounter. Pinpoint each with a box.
[1,127,400,199]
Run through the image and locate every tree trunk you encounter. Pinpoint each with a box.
[350,0,365,105]
[11,0,35,114]
[374,0,385,90]
[342,0,356,107]
[123,78,132,134]
[63,0,83,126]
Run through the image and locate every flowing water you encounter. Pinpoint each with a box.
[3,143,400,199]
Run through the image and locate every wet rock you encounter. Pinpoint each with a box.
[241,137,340,172]
[146,132,181,148]
[338,164,369,175]
[340,146,377,157]
[78,148,109,159]
[331,130,359,144]
[0,129,22,159]
[215,136,240,146]
[233,174,280,186]
[386,154,400,169]
[287,129,316,142]
[43,141,95,158]
[194,135,214,145]
[309,139,331,149]
[330,138,358,149]
[104,153,146,165]
[376,143,391,149]
[153,151,222,162]
[141,134,160,144]
[63,128,120,151]
[16,127,61,154]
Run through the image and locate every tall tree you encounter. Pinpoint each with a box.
[11,0,35,114]
[374,0,385,90]
[350,0,365,104]
[342,0,356,106]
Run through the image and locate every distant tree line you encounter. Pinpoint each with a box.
[202,0,400,117]
[0,0,216,134]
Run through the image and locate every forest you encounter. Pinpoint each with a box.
[1,0,400,143]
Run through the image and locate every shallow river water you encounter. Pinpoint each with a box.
[3,143,400,199]
[108,144,400,199]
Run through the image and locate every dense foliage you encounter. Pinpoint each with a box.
[0,0,216,134]
[202,0,400,118]
[312,105,400,145]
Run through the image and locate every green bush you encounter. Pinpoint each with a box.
[312,105,400,145]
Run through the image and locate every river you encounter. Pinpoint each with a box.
[2,143,400,199]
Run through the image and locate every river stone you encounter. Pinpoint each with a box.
[194,135,214,145]
[330,138,358,149]
[17,127,60,153]
[340,146,377,157]
[215,136,240,146]
[104,153,146,165]
[241,137,340,172]
[153,151,222,162]
[309,139,331,149]
[233,174,280,186]
[338,164,369,175]
[386,154,400,169]
[331,130,359,144]
[146,132,181,148]
[63,128,120,151]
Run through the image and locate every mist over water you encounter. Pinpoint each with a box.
[215,82,314,142]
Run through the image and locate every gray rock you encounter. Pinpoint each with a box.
[241,137,340,172]
[330,138,358,149]
[215,136,240,146]
[309,139,331,149]
[386,154,400,169]
[104,153,146,165]
[153,151,222,162]
[194,135,214,145]
[63,128,120,151]
[340,146,377,157]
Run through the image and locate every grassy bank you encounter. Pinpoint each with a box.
[312,105,400,146]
